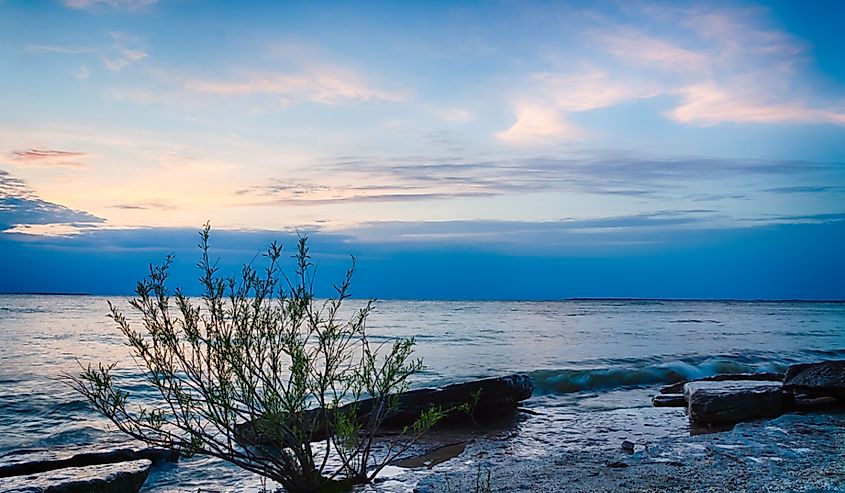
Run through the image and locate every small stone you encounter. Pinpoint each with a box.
[652,394,686,407]
[621,440,635,452]
[607,460,629,468]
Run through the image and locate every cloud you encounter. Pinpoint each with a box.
[539,71,660,112]
[498,4,845,143]
[63,0,159,11]
[740,212,845,224]
[237,179,495,205]
[0,170,104,232]
[644,6,845,125]
[435,108,474,123]
[11,149,85,160]
[764,186,845,194]
[103,46,147,72]
[1,219,842,299]
[595,29,709,72]
[680,7,805,58]
[496,104,584,145]
[237,153,843,210]
[0,204,832,252]
[671,82,845,125]
[5,149,89,169]
[23,45,94,54]
[73,66,91,80]
[108,201,176,210]
[0,170,29,197]
[24,32,148,74]
[186,66,406,105]
[497,71,658,145]
[346,210,725,245]
[92,31,149,72]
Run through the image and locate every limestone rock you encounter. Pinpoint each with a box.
[784,360,845,398]
[238,374,534,445]
[684,380,784,424]
[0,445,177,478]
[0,459,151,493]
[660,372,783,395]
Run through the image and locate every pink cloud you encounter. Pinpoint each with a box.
[185,67,406,105]
[63,0,159,11]
[7,149,89,169]
[496,104,585,145]
[596,30,710,72]
[671,83,845,125]
[498,3,845,143]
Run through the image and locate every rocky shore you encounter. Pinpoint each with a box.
[388,359,845,492]
[411,410,845,493]
[3,361,844,492]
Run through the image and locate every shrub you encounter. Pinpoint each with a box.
[69,224,438,492]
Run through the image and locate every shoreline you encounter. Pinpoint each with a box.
[2,381,843,492]
[397,406,845,493]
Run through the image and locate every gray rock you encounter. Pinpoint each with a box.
[652,394,686,407]
[789,395,844,411]
[660,372,783,395]
[0,445,177,478]
[238,374,534,445]
[0,459,151,493]
[684,380,784,424]
[784,360,845,398]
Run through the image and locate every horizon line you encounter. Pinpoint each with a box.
[1,292,843,303]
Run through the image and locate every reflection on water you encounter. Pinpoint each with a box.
[1,295,843,491]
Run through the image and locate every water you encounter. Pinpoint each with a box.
[1,295,844,491]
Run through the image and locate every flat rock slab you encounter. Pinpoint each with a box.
[660,372,783,395]
[784,360,845,399]
[684,380,784,423]
[393,442,467,469]
[238,374,534,445]
[0,445,177,478]
[0,459,151,493]
[377,374,534,427]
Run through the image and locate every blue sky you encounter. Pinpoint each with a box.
[0,0,843,298]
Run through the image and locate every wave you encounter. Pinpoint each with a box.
[0,306,50,314]
[528,350,845,396]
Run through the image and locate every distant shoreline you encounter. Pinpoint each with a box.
[0,293,843,303]
[563,297,845,303]
[0,292,92,296]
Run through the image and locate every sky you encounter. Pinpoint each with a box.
[1,0,844,299]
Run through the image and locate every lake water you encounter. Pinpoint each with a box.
[1,295,844,491]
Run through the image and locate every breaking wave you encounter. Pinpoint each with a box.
[528,349,845,395]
